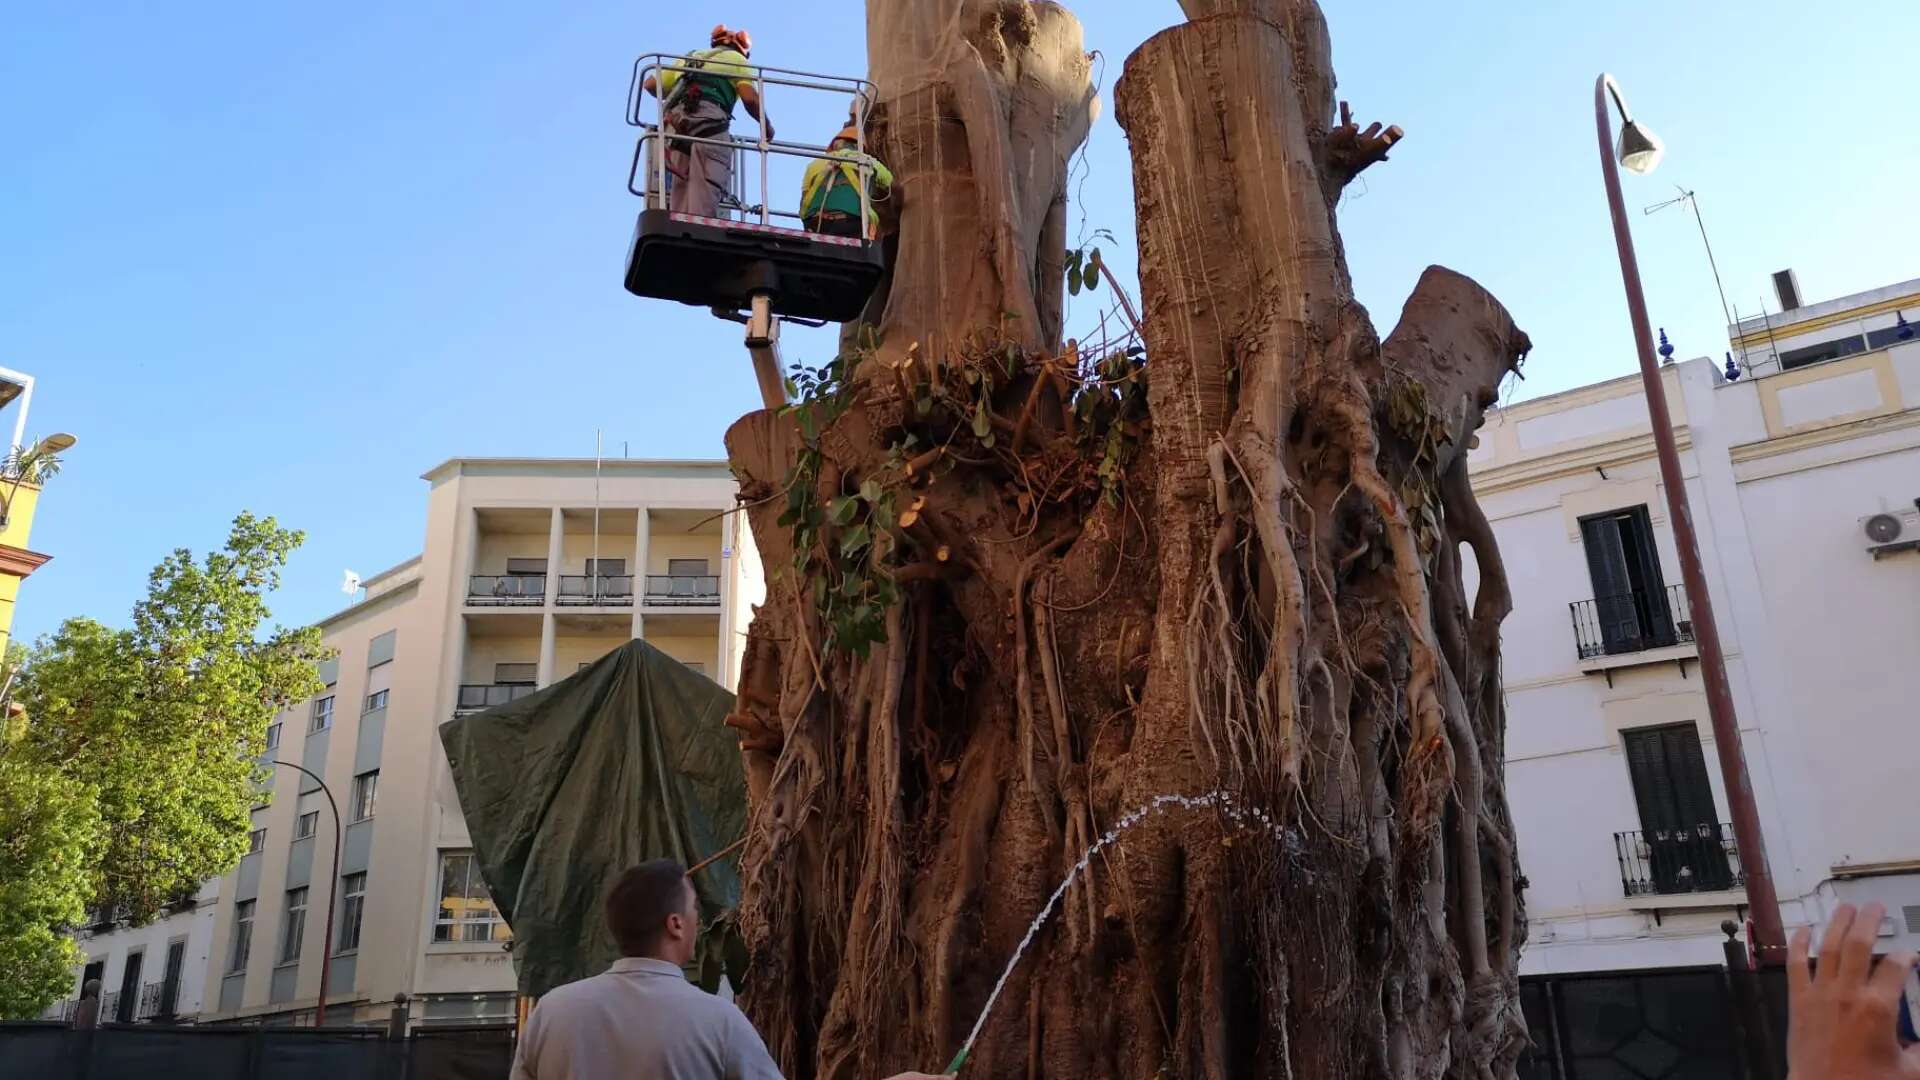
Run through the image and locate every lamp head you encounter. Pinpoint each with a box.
[41,433,77,453]
[1617,120,1665,175]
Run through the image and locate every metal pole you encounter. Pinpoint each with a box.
[756,64,769,226]
[1593,74,1786,964]
[271,759,343,1022]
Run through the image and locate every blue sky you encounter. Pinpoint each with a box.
[5,1,1916,642]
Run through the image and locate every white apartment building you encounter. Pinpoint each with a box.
[1476,273,1920,975]
[56,457,761,1027]
[41,881,221,1025]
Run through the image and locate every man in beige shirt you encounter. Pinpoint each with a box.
[511,859,947,1080]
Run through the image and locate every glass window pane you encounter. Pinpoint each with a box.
[465,862,491,901]
[438,853,469,921]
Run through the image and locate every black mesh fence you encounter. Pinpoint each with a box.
[1518,965,1788,1080]
[407,1024,518,1080]
[0,1022,513,1080]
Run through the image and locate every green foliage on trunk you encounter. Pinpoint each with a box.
[0,512,328,1018]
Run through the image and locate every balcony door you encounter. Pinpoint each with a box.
[158,939,186,1019]
[1623,724,1733,892]
[1579,506,1675,655]
[115,948,143,1023]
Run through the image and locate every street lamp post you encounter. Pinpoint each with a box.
[1593,74,1786,964]
[270,759,344,1023]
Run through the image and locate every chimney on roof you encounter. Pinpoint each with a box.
[1772,269,1803,312]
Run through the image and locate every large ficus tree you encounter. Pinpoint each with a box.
[0,512,326,1017]
[725,1,1533,1076]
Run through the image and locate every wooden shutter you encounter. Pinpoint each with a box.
[1623,723,1716,832]
[1581,515,1642,652]
[1623,727,1678,832]
[1622,506,1675,645]
[1662,725,1717,829]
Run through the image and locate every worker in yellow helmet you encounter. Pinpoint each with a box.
[641,25,774,218]
[799,126,892,240]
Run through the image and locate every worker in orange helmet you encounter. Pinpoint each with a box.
[641,25,774,218]
[800,123,892,240]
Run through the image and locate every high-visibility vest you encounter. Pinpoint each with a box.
[661,47,751,114]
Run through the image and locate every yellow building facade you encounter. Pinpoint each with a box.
[0,479,51,655]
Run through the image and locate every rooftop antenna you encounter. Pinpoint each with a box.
[1645,186,1747,373]
[1755,295,1783,373]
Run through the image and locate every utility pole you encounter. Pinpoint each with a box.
[1594,74,1786,964]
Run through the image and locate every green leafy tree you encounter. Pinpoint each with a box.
[0,512,326,1017]
[0,755,100,1017]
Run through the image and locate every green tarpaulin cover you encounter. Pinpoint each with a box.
[439,639,748,998]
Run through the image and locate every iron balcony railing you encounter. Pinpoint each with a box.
[556,574,635,606]
[455,683,537,716]
[467,575,546,606]
[1570,584,1694,660]
[1615,822,1745,897]
[644,574,721,606]
[652,572,725,607]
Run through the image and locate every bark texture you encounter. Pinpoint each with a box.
[724,2,1531,1077]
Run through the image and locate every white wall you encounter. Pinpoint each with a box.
[1477,348,1920,976]
[55,880,220,1020]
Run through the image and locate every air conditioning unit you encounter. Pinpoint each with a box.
[1859,506,1920,557]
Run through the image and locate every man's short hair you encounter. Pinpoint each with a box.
[606,859,692,956]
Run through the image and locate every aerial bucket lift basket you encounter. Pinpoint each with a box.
[623,54,884,323]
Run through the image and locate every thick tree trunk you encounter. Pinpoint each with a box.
[724,2,1531,1077]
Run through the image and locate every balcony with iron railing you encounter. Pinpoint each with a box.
[135,981,168,1021]
[644,574,721,607]
[1569,584,1694,661]
[556,574,635,607]
[467,574,547,607]
[1615,822,1745,897]
[454,683,538,716]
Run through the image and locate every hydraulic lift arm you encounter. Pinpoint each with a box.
[744,292,788,411]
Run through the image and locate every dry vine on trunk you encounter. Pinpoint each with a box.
[722,1,1533,1076]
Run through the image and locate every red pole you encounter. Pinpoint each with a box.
[273,760,343,1022]
[1593,75,1786,964]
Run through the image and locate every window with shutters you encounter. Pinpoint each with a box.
[1621,724,1734,893]
[229,900,255,973]
[494,662,537,686]
[667,558,710,577]
[1578,506,1676,656]
[352,771,378,821]
[505,557,548,577]
[279,888,308,964]
[337,873,367,953]
[433,850,512,943]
